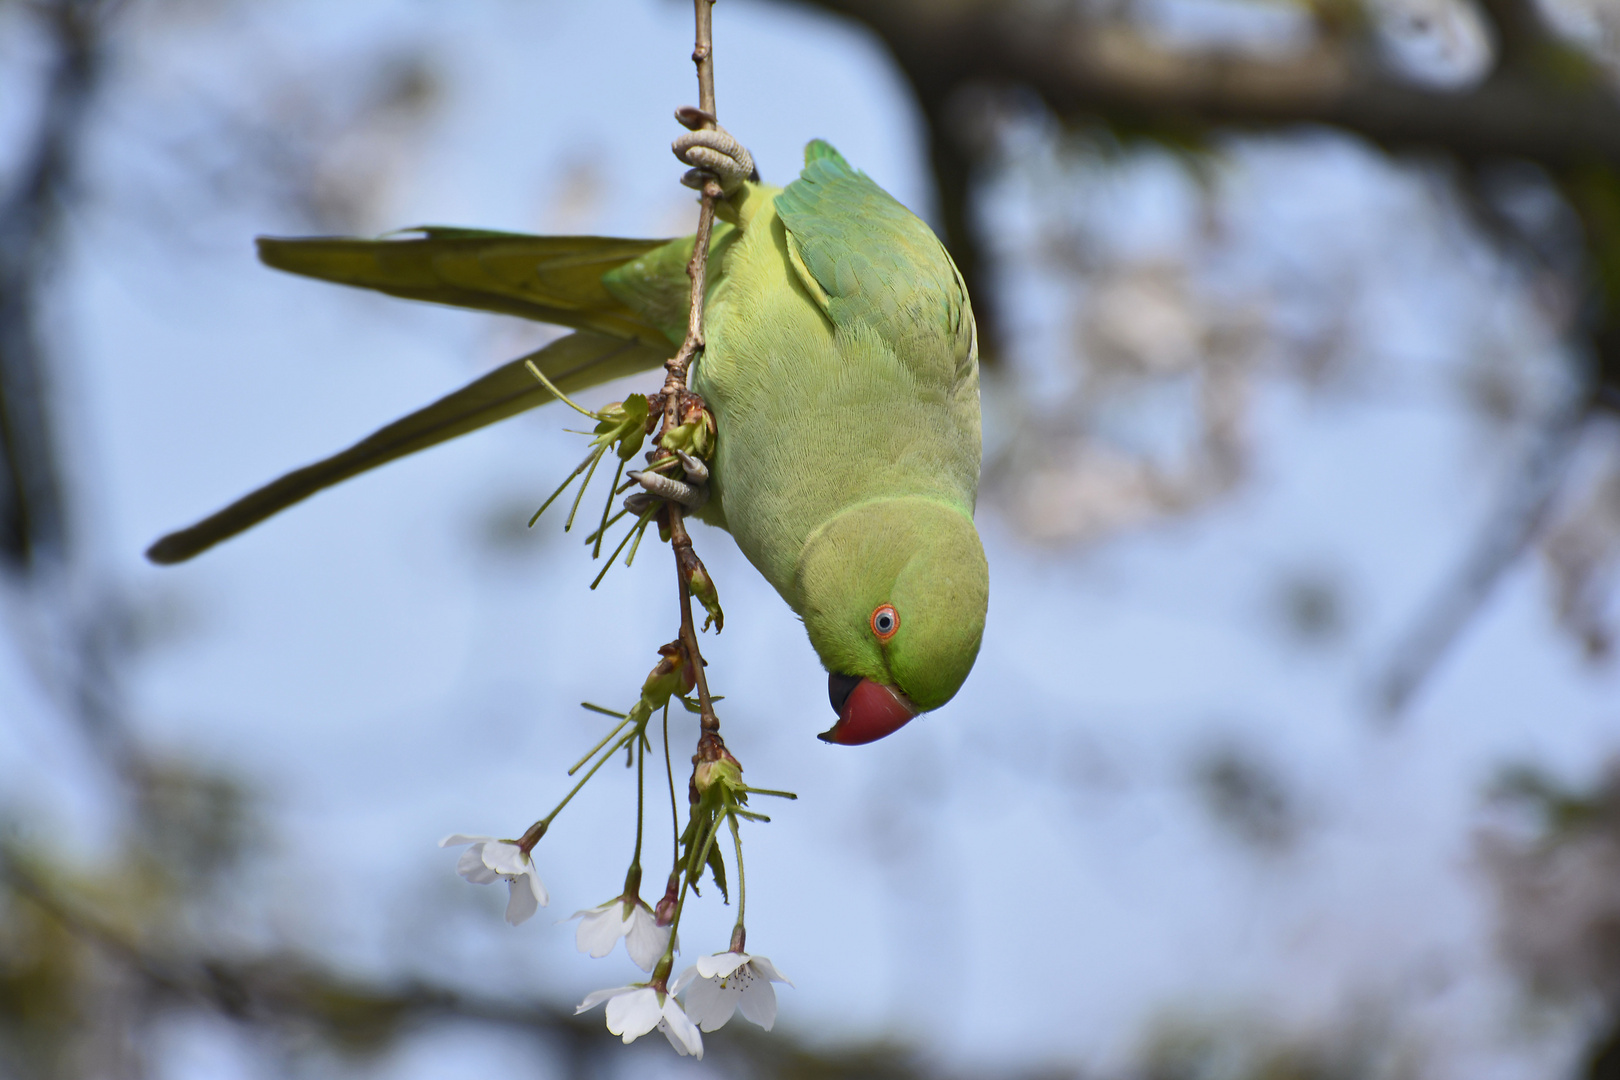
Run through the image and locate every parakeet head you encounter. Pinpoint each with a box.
[794,498,989,744]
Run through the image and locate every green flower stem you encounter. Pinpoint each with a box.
[585,505,631,546]
[653,799,727,980]
[663,703,679,865]
[543,728,637,828]
[524,359,601,419]
[727,810,746,938]
[528,448,596,527]
[590,508,655,590]
[623,513,655,567]
[590,456,627,557]
[630,734,646,873]
[568,713,632,776]
[739,786,798,800]
[563,445,604,531]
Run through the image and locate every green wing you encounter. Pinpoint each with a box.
[146,330,664,564]
[773,141,973,382]
[600,225,737,347]
[257,229,672,343]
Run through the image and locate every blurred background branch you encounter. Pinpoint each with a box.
[0,0,119,574]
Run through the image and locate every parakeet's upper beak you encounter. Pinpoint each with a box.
[819,672,920,745]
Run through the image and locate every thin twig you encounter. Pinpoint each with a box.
[672,511,720,737]
[659,0,724,748]
[657,0,720,434]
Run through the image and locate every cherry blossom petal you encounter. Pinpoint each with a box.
[624,907,672,972]
[575,985,637,1013]
[455,847,499,884]
[736,976,777,1030]
[523,867,549,908]
[682,971,740,1032]
[749,956,792,986]
[658,1019,697,1056]
[694,951,749,980]
[572,904,632,958]
[605,987,663,1042]
[504,876,540,925]
[658,999,704,1058]
[480,841,528,877]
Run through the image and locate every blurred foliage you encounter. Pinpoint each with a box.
[1193,742,1300,854]
[0,760,970,1079]
[1141,1012,1418,1080]
[1482,762,1620,1004]
[1481,762,1620,1079]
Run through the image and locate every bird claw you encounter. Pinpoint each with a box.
[625,451,710,513]
[672,122,757,195]
[675,450,708,485]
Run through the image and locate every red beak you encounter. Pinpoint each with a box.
[819,674,920,745]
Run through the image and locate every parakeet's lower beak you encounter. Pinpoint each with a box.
[819,673,919,745]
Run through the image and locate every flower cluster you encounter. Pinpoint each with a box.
[572,896,671,972]
[440,834,547,925]
[440,642,797,1059]
[575,950,792,1059]
[674,950,792,1032]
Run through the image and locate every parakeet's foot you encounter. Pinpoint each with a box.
[625,451,709,513]
[672,119,757,195]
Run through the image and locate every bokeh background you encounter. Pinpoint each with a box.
[5,0,1620,1077]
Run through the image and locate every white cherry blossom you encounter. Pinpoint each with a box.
[570,896,673,971]
[673,950,791,1032]
[576,983,703,1058]
[439,833,547,925]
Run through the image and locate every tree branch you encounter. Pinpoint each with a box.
[659,0,724,744]
[794,0,1620,372]
[810,1,1620,167]
[0,0,116,573]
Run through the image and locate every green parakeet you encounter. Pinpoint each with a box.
[148,139,988,744]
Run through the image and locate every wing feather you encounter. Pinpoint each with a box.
[146,330,663,564]
[773,143,973,384]
[256,229,672,343]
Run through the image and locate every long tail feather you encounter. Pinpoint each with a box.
[256,229,674,343]
[146,331,664,564]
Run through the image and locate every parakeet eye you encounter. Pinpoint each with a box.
[870,604,899,641]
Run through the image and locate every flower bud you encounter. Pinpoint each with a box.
[655,873,680,926]
[641,642,695,708]
[693,753,742,796]
[596,395,650,462]
[686,561,723,633]
[658,400,716,460]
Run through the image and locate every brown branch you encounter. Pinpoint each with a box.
[793,0,1620,369]
[660,0,724,748]
[671,511,720,741]
[658,0,720,435]
[808,2,1620,166]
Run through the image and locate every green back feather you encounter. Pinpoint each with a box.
[773,145,974,388]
